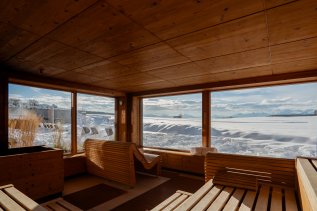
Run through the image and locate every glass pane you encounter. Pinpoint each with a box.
[143,93,202,150]
[211,83,317,158]
[8,84,72,153]
[77,93,115,151]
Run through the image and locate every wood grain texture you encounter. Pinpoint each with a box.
[107,0,264,40]
[267,0,317,45]
[0,0,98,35]
[167,12,268,61]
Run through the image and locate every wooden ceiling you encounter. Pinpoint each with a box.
[1,0,317,94]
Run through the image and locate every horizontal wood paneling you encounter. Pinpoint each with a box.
[48,0,159,59]
[267,0,317,45]
[110,43,190,71]
[107,0,264,40]
[0,0,99,35]
[0,22,38,61]
[195,48,271,74]
[167,12,268,61]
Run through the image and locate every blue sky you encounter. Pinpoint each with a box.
[9,82,317,118]
[143,82,317,118]
[9,84,115,113]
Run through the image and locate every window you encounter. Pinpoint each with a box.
[211,83,317,158]
[142,93,202,150]
[77,93,115,151]
[8,84,72,152]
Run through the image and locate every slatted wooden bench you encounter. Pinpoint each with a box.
[0,184,46,211]
[296,157,317,211]
[151,190,192,211]
[41,198,82,211]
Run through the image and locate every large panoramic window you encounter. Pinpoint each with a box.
[77,93,115,151]
[8,84,72,152]
[211,82,317,158]
[142,93,202,150]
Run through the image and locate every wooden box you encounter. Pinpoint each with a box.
[0,146,64,200]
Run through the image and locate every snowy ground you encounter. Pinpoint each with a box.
[143,116,317,158]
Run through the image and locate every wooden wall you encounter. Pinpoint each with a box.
[0,71,8,151]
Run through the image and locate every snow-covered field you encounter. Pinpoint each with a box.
[143,116,317,158]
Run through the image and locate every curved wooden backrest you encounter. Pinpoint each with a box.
[205,152,296,188]
[84,139,161,186]
[84,139,136,186]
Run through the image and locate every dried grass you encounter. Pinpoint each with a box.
[9,110,41,148]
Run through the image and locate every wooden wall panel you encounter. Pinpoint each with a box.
[107,0,264,40]
[110,43,190,71]
[116,96,128,142]
[0,22,38,61]
[0,0,98,35]
[268,0,317,45]
[167,12,268,61]
[48,0,159,59]
[0,72,8,151]
[130,96,142,145]
[195,48,271,74]
[202,91,210,147]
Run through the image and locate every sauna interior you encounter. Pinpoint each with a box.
[0,0,316,210]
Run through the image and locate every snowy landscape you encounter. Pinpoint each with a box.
[143,116,317,158]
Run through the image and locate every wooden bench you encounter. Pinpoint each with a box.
[41,198,82,211]
[205,152,296,188]
[0,184,46,211]
[151,152,301,211]
[151,190,192,211]
[296,157,317,211]
[84,139,161,186]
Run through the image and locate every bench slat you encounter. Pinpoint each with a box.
[4,186,46,211]
[207,187,234,211]
[238,190,256,211]
[255,185,270,211]
[312,159,317,169]
[151,192,182,211]
[162,194,189,211]
[191,185,222,210]
[285,189,298,211]
[270,187,282,211]
[223,188,245,211]
[0,190,25,211]
[174,179,213,211]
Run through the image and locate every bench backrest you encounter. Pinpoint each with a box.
[205,152,296,187]
[85,139,136,186]
[296,157,317,211]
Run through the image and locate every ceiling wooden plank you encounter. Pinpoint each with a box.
[93,72,164,88]
[11,37,104,71]
[110,42,190,71]
[114,80,176,92]
[53,70,101,84]
[147,62,208,80]
[73,60,138,79]
[267,0,317,45]
[7,58,67,76]
[0,22,38,61]
[48,0,159,59]
[0,0,98,36]
[271,37,317,64]
[167,12,268,61]
[195,48,271,74]
[264,0,296,9]
[272,58,317,74]
[107,0,264,40]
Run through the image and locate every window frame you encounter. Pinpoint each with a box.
[6,81,117,155]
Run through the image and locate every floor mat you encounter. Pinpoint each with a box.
[63,184,125,210]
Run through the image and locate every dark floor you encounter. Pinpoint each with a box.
[112,170,204,211]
